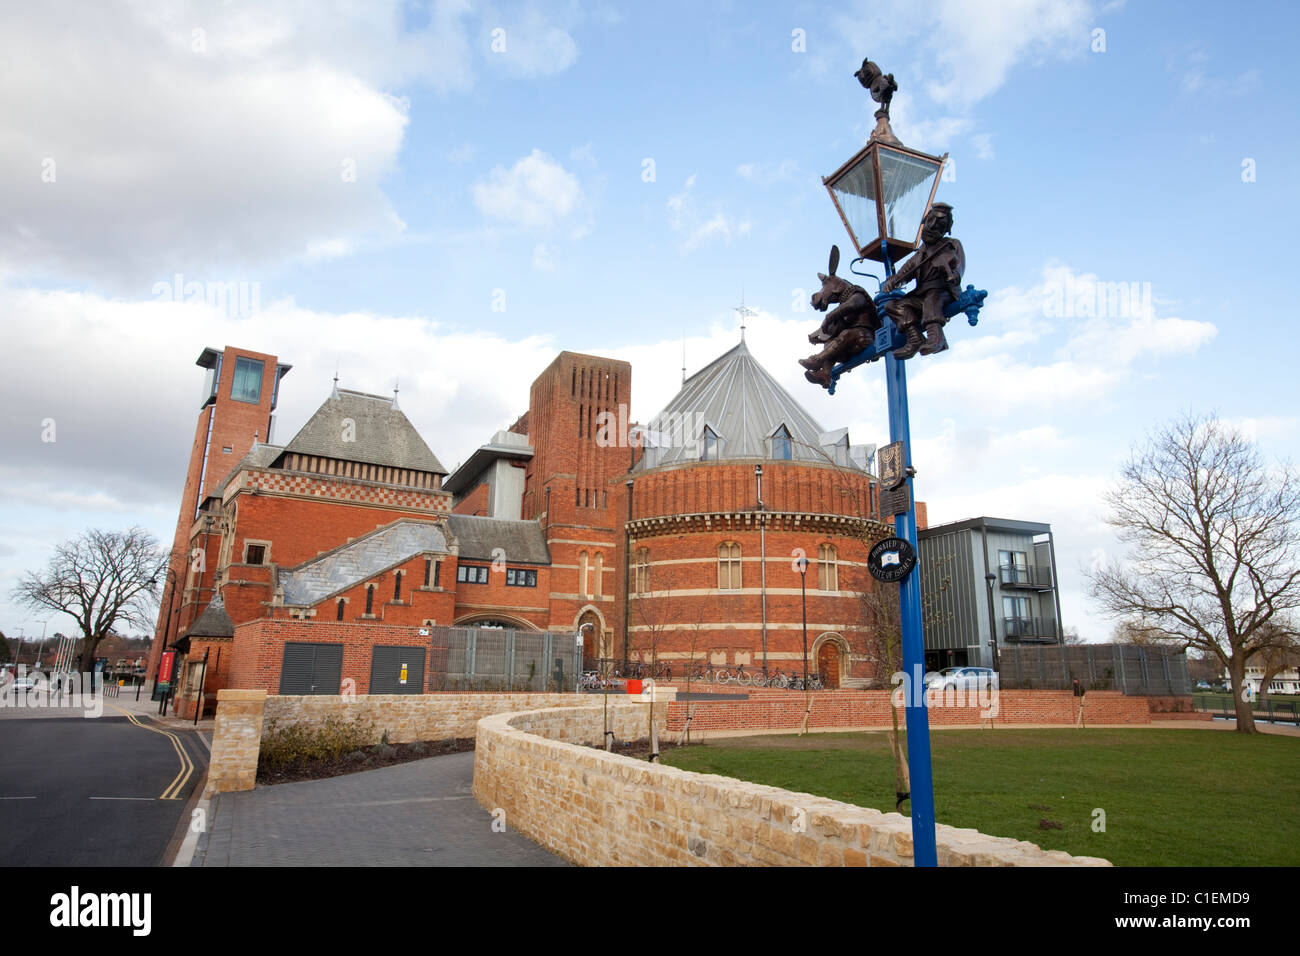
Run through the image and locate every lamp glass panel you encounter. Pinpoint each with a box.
[828,155,879,248]
[877,147,942,243]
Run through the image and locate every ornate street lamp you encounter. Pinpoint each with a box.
[797,57,990,868]
[823,133,946,267]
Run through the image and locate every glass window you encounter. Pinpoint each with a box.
[702,426,719,461]
[718,543,741,590]
[818,544,837,591]
[772,425,792,461]
[245,544,265,565]
[230,356,264,404]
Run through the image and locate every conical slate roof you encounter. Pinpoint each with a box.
[635,339,847,469]
[283,389,446,475]
[186,593,235,638]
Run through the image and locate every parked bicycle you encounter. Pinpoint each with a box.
[714,662,761,686]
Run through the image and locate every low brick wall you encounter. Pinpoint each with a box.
[472,702,1111,867]
[665,689,1148,733]
[208,691,584,793]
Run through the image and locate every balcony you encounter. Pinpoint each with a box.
[1003,617,1058,642]
[999,564,1054,590]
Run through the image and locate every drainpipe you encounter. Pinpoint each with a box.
[756,465,768,678]
[1047,528,1064,642]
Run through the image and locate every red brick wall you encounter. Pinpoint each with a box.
[452,483,490,516]
[665,689,1149,731]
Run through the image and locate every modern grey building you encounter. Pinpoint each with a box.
[916,517,1064,672]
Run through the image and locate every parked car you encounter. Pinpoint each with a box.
[1195,680,1212,690]
[925,667,998,692]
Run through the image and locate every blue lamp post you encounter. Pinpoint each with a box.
[814,88,986,868]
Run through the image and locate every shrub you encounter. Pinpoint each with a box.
[259,713,377,771]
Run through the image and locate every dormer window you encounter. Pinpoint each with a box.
[772,425,793,461]
[702,426,719,461]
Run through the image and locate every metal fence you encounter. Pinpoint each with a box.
[997,643,1191,695]
[426,626,581,693]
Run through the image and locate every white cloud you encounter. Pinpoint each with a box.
[666,175,750,253]
[0,1,494,290]
[483,6,579,77]
[471,149,585,230]
[971,133,995,160]
[532,242,556,271]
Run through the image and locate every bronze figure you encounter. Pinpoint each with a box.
[854,57,897,120]
[799,245,880,388]
[881,203,965,358]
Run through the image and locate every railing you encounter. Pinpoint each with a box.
[999,564,1053,588]
[1192,693,1300,725]
[1003,617,1058,641]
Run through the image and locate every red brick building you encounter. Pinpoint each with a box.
[150,338,898,714]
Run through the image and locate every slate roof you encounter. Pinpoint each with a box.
[186,593,235,638]
[445,514,550,565]
[634,339,856,469]
[283,389,446,475]
[277,520,451,607]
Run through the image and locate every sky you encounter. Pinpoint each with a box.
[1,0,1297,647]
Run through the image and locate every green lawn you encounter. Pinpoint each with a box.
[660,728,1300,866]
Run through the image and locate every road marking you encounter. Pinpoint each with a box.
[107,704,195,800]
[0,796,37,800]
[89,796,156,801]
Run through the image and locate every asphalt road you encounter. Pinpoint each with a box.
[0,710,205,867]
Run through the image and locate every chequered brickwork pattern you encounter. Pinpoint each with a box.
[241,470,451,511]
[472,702,1112,867]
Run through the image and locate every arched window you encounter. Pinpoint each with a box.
[579,550,590,599]
[772,424,793,460]
[818,544,838,591]
[593,553,603,598]
[634,547,650,594]
[336,598,345,621]
[365,584,375,615]
[718,542,742,590]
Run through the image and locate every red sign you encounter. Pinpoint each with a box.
[158,651,176,684]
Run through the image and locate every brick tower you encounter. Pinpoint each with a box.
[146,346,289,683]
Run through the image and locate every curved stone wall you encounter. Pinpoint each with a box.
[472,702,1111,867]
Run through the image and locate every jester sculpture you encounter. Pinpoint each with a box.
[881,201,965,358]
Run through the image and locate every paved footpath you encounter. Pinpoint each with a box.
[192,751,568,867]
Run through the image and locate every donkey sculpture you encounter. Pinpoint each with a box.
[800,245,880,389]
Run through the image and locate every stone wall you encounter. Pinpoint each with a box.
[208,691,583,793]
[472,701,1111,867]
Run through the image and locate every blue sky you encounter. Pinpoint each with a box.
[1,0,1297,646]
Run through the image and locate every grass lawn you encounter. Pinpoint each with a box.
[659,728,1300,866]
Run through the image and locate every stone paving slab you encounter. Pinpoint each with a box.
[192,751,568,867]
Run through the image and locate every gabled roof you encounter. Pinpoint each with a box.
[283,388,446,475]
[634,339,849,469]
[277,519,451,607]
[213,443,284,498]
[445,514,550,565]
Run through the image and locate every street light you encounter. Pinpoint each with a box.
[795,556,809,687]
[984,572,1001,672]
[810,61,987,869]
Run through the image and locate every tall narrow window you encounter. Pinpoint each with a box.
[634,548,650,594]
[818,544,838,591]
[336,599,345,621]
[593,553,603,598]
[433,560,440,588]
[579,550,590,599]
[365,585,375,615]
[718,542,742,590]
[230,356,264,404]
[394,571,402,601]
[702,425,719,461]
[424,558,431,587]
[772,425,793,460]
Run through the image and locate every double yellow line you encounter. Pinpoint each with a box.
[109,704,195,800]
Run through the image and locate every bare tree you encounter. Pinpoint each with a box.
[1086,414,1300,733]
[858,582,911,808]
[11,528,168,673]
[1061,625,1085,645]
[1111,619,1172,646]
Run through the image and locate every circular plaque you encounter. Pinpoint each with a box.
[868,537,917,583]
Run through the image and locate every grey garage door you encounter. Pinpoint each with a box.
[279,642,344,695]
[370,646,426,695]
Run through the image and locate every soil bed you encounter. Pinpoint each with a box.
[256,737,475,785]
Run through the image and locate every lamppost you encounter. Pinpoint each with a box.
[795,555,809,686]
[151,568,182,707]
[984,572,1001,671]
[801,58,987,868]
